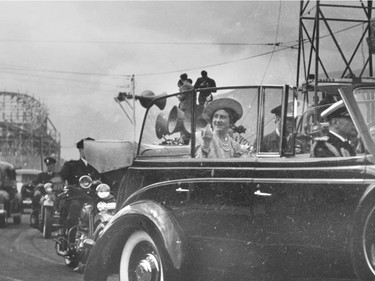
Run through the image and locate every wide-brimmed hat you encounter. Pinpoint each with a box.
[202,98,243,123]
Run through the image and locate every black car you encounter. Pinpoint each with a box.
[0,161,21,226]
[84,79,375,281]
[16,168,41,211]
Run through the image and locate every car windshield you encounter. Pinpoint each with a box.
[139,86,294,158]
[17,174,38,183]
[353,87,375,142]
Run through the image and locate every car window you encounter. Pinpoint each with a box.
[21,174,38,183]
[4,167,15,181]
[353,87,375,139]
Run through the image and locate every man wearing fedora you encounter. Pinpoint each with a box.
[196,98,249,158]
[29,156,58,227]
[253,104,295,153]
[311,100,357,157]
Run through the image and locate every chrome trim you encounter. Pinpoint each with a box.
[126,177,367,204]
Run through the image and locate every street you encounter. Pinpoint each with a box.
[0,210,360,281]
[0,211,82,281]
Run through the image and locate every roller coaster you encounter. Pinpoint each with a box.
[0,91,60,169]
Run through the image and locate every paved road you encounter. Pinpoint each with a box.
[0,211,83,281]
[0,211,360,281]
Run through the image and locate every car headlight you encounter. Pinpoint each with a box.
[79,175,92,189]
[97,201,106,211]
[96,183,110,199]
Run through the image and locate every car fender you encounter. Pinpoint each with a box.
[357,182,375,209]
[93,210,114,225]
[84,200,187,281]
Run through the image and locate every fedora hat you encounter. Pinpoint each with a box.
[202,98,243,123]
[271,101,299,118]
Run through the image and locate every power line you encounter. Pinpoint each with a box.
[0,68,125,88]
[136,44,297,77]
[0,38,286,47]
[0,21,364,80]
[0,64,131,78]
[260,0,282,85]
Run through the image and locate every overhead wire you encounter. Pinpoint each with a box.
[0,21,365,86]
[0,64,130,78]
[238,0,283,139]
[0,69,125,92]
[260,0,282,85]
[0,38,287,47]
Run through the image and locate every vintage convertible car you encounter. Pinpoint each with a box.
[84,79,375,281]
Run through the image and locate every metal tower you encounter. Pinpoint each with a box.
[297,0,374,87]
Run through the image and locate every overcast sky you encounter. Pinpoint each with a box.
[0,1,366,160]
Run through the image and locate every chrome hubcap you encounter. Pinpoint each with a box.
[135,253,160,281]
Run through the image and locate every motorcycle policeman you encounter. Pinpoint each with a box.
[29,156,58,227]
[56,138,102,256]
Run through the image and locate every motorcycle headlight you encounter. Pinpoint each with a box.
[79,175,92,189]
[96,184,110,199]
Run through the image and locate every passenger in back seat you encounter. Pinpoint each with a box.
[195,98,250,158]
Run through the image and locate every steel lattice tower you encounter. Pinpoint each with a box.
[297,0,374,86]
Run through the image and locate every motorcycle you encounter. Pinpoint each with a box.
[54,175,116,268]
[30,182,61,239]
[29,182,61,238]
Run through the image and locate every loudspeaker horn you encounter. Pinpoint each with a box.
[168,106,186,134]
[136,90,167,110]
[155,112,169,139]
[182,105,208,135]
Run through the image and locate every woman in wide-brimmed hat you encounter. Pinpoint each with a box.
[196,98,250,158]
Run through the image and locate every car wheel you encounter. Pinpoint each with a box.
[352,194,375,280]
[13,215,21,225]
[119,230,164,281]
